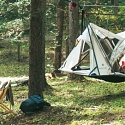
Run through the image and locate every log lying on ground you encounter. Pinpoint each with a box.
[0,76,29,86]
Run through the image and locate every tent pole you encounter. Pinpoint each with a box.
[81,10,100,75]
[81,10,84,34]
[86,20,116,75]
[87,23,100,75]
[81,10,86,34]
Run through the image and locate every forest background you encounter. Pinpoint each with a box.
[0,0,125,75]
[1,0,125,125]
[0,0,125,76]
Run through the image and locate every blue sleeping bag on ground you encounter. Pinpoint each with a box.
[20,94,50,114]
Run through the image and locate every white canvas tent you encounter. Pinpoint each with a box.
[59,23,125,82]
[116,31,125,66]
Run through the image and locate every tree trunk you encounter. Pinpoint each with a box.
[54,45,61,73]
[68,0,82,81]
[69,0,79,52]
[96,0,100,24]
[28,0,47,98]
[66,38,69,58]
[96,0,100,10]
[114,0,118,15]
[55,0,65,73]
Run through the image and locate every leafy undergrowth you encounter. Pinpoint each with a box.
[1,76,125,125]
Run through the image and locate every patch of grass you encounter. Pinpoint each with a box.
[0,63,28,76]
[0,40,29,76]
[1,77,125,124]
[1,40,125,124]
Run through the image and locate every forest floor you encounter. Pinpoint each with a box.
[1,76,125,125]
[1,39,125,125]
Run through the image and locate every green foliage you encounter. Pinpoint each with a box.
[0,0,30,21]
[0,18,29,39]
[84,3,125,33]
[117,2,125,29]
[46,1,57,36]
[0,0,30,40]
[16,0,30,19]
[1,0,125,40]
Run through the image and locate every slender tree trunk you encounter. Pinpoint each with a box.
[68,0,79,52]
[96,0,100,10]
[114,0,118,15]
[68,0,82,81]
[28,0,47,98]
[96,0,100,24]
[55,0,65,73]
